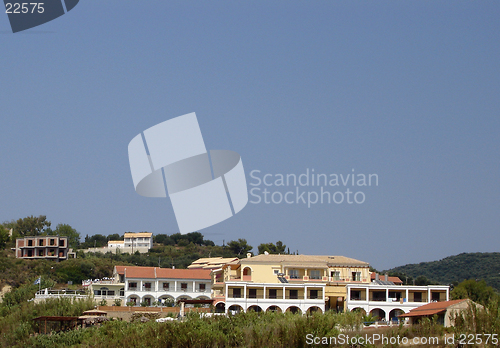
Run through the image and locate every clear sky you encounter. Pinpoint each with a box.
[1,1,498,270]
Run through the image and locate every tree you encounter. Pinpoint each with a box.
[108,233,121,241]
[258,241,287,255]
[227,239,252,256]
[50,224,81,249]
[14,215,51,237]
[81,234,108,248]
[0,226,10,249]
[451,279,498,306]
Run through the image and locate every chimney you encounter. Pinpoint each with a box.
[264,251,269,255]
[384,273,388,281]
[172,265,175,269]
[375,273,379,281]
[246,253,251,258]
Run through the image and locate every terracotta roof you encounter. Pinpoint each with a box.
[242,254,369,267]
[124,232,152,238]
[399,300,467,317]
[114,266,210,280]
[370,273,403,284]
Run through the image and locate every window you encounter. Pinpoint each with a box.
[39,239,44,246]
[128,282,137,290]
[248,289,257,298]
[310,289,319,299]
[28,240,33,246]
[59,239,65,247]
[94,289,101,296]
[233,288,241,298]
[50,239,55,246]
[352,272,361,281]
[373,291,386,301]
[331,271,340,280]
[273,269,279,275]
[119,288,124,297]
[414,292,422,302]
[108,290,115,296]
[310,270,321,279]
[350,290,361,300]
[289,270,299,279]
[163,283,169,291]
[432,292,440,302]
[38,250,44,256]
[289,289,298,299]
[199,283,206,292]
[269,289,277,299]
[389,291,401,300]
[143,282,152,291]
[181,283,188,291]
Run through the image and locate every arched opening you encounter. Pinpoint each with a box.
[228,305,243,314]
[242,267,252,281]
[247,305,263,313]
[307,306,323,315]
[159,295,175,307]
[195,296,210,300]
[351,307,366,315]
[127,296,139,306]
[177,295,192,302]
[285,306,302,314]
[215,302,226,313]
[266,305,282,313]
[369,308,386,321]
[389,309,404,323]
[141,295,154,306]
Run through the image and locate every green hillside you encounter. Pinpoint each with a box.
[386,252,500,291]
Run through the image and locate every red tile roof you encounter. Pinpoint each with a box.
[114,266,210,280]
[370,273,403,284]
[399,299,467,317]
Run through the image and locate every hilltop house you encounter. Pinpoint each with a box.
[15,236,75,261]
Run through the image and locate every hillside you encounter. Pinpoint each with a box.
[386,252,500,291]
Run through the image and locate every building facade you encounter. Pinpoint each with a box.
[87,266,212,306]
[223,281,326,314]
[211,253,371,313]
[15,236,73,261]
[124,232,153,251]
[346,283,450,322]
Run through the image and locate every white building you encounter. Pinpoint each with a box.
[346,283,450,322]
[88,266,212,306]
[107,240,124,249]
[124,232,153,252]
[222,281,326,315]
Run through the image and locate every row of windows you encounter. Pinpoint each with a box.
[286,270,361,281]
[127,282,206,291]
[94,288,125,297]
[26,239,65,247]
[232,288,320,299]
[350,290,442,302]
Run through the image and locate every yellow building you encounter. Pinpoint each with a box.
[213,253,370,312]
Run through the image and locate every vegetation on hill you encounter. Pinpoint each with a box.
[385,252,500,291]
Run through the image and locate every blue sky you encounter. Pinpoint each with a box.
[1,1,499,270]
